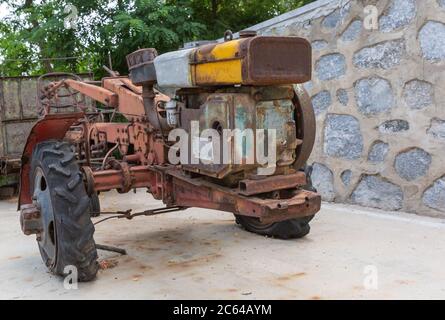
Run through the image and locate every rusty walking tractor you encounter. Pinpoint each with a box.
[18,31,321,281]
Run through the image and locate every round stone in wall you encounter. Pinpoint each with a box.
[368,141,389,163]
[341,20,362,42]
[341,170,352,186]
[311,163,335,201]
[321,4,351,29]
[379,0,417,32]
[351,175,403,211]
[403,80,434,110]
[423,177,445,212]
[377,120,409,133]
[312,40,328,51]
[427,118,445,139]
[394,148,432,181]
[315,53,346,81]
[323,114,363,160]
[311,90,332,116]
[354,77,394,115]
[353,39,406,69]
[419,21,445,62]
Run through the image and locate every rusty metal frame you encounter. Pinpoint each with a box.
[238,172,307,196]
[63,79,119,108]
[82,164,320,223]
[18,80,320,224]
[169,170,320,223]
[17,40,320,226]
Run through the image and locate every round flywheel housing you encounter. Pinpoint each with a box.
[292,84,316,171]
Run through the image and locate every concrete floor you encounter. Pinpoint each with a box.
[1,190,445,300]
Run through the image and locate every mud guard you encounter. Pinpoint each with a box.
[18,113,84,209]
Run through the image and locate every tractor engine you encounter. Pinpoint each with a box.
[126,33,312,186]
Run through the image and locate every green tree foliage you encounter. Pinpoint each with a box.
[0,0,103,75]
[0,0,315,77]
[93,0,205,76]
[175,0,316,40]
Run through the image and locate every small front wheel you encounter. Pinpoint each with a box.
[234,215,314,239]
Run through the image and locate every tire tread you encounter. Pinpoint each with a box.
[31,140,98,282]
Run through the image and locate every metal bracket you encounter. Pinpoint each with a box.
[19,203,43,236]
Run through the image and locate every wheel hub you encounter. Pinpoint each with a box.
[32,168,57,267]
[19,203,43,235]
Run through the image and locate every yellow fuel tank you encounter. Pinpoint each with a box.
[192,36,311,86]
[153,36,312,88]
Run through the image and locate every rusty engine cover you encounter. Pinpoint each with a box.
[179,86,299,181]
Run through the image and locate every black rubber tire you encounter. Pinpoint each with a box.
[30,140,98,281]
[235,214,314,239]
[235,164,316,240]
[89,192,101,217]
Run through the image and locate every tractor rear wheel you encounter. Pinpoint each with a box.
[30,140,98,281]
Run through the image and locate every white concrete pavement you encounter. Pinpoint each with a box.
[0,190,444,300]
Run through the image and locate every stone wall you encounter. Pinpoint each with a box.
[247,0,445,216]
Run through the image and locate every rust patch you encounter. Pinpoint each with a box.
[8,256,22,260]
[276,272,306,281]
[139,264,153,271]
[132,274,142,281]
[99,259,119,270]
[166,253,223,269]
